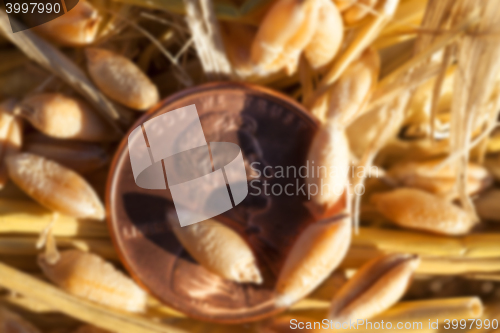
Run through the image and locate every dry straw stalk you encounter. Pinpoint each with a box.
[0,236,116,260]
[266,297,482,333]
[0,199,108,237]
[0,262,188,333]
[353,228,500,259]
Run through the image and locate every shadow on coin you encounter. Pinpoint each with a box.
[122,192,196,263]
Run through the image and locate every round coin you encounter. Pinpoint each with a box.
[106,82,328,323]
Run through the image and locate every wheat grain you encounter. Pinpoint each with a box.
[28,0,101,46]
[251,0,320,76]
[371,188,475,235]
[6,153,105,220]
[20,93,117,142]
[303,0,344,70]
[275,213,351,307]
[38,249,147,313]
[85,48,159,110]
[168,211,262,284]
[329,253,419,321]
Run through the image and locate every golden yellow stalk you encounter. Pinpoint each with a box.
[352,227,464,257]
[342,247,500,275]
[275,213,351,307]
[6,153,105,220]
[365,297,483,331]
[433,0,500,223]
[371,188,475,235]
[0,199,108,237]
[354,228,500,259]
[0,236,116,260]
[183,0,233,80]
[73,325,112,333]
[329,254,420,321]
[168,212,262,284]
[0,262,188,333]
[463,233,500,258]
[1,293,55,313]
[263,297,482,333]
[418,257,500,275]
[85,48,159,111]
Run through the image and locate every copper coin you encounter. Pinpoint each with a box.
[106,82,321,323]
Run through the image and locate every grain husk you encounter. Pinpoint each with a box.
[85,48,159,110]
[6,153,105,220]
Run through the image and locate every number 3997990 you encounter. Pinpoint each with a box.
[5,2,61,14]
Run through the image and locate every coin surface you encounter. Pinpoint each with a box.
[107,82,325,323]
